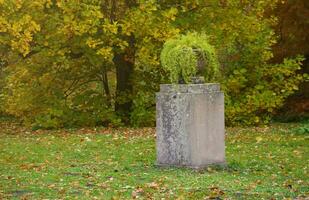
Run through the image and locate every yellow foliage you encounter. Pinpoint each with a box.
[97,47,113,60]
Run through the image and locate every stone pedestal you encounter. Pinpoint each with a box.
[156,84,225,169]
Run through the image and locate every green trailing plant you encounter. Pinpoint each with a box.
[160,33,220,83]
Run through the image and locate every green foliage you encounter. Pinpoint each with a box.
[130,91,156,127]
[0,60,4,114]
[295,126,309,135]
[173,0,305,125]
[223,56,305,125]
[160,32,219,83]
[31,92,121,130]
[292,121,309,135]
[0,0,306,128]
[0,0,179,128]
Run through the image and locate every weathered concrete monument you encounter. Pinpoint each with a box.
[156,83,225,169]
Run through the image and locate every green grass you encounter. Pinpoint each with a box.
[0,123,308,199]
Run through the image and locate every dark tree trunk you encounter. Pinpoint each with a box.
[101,68,111,106]
[105,0,137,124]
[114,35,135,123]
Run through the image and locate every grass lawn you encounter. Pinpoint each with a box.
[0,122,308,199]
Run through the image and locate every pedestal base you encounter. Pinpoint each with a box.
[156,84,225,168]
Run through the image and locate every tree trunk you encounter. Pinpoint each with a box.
[114,35,135,123]
[101,68,111,106]
[107,0,137,124]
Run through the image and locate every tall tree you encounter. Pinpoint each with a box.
[0,0,180,127]
[0,0,304,127]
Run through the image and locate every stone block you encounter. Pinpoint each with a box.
[156,83,225,169]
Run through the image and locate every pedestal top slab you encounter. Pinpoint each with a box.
[159,83,220,94]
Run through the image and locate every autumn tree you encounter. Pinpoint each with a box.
[0,0,305,127]
[0,0,180,127]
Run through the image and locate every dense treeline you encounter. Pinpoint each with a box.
[0,0,306,128]
[271,0,309,119]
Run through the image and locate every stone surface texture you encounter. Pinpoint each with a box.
[156,83,225,169]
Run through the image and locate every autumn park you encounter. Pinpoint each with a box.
[0,0,308,199]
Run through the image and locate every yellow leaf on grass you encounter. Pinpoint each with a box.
[256,136,263,143]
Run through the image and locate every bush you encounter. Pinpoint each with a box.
[178,1,306,125]
[223,56,304,125]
